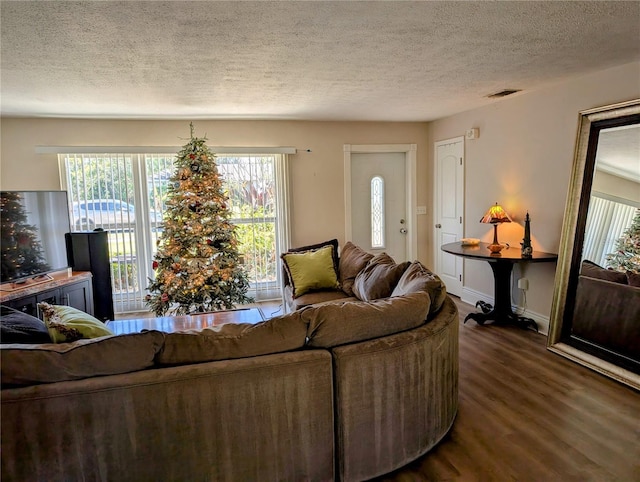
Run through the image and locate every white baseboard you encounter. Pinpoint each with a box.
[460,287,549,336]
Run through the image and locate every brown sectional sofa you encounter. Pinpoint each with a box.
[571,261,640,368]
[1,246,458,481]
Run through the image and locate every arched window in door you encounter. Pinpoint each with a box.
[371,175,385,248]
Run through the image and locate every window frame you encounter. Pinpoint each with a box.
[59,148,293,312]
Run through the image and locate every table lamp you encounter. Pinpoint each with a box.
[480,202,512,254]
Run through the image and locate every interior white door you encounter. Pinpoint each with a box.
[350,152,407,261]
[434,137,464,296]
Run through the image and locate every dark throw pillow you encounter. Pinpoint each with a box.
[339,242,374,297]
[580,260,627,284]
[391,261,447,315]
[352,253,410,301]
[0,305,51,344]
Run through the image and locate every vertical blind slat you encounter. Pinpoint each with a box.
[583,195,636,267]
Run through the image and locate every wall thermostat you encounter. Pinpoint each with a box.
[465,128,479,140]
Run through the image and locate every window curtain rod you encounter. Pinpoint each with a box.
[36,146,297,154]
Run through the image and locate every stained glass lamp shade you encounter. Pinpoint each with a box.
[480,203,512,254]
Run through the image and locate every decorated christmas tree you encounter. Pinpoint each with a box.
[605,208,640,274]
[146,124,252,315]
[1,192,50,281]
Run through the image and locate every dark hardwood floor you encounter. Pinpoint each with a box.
[375,296,640,482]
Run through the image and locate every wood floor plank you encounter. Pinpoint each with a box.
[375,296,640,482]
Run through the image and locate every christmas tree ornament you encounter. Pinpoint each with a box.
[179,168,190,180]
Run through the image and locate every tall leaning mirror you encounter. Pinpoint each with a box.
[548,99,640,390]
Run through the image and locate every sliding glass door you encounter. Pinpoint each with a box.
[60,152,288,313]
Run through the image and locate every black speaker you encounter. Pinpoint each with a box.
[65,231,115,321]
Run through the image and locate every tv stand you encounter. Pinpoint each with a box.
[0,273,55,292]
[0,270,94,320]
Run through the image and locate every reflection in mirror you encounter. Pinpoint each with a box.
[548,100,640,390]
[583,125,640,267]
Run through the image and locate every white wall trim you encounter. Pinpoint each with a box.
[37,146,297,154]
[344,143,417,260]
[459,287,550,335]
[460,286,492,307]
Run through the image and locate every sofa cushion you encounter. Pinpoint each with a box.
[391,261,447,315]
[627,271,640,287]
[156,311,309,366]
[285,285,353,310]
[282,245,340,298]
[39,302,114,343]
[352,253,410,301]
[286,238,340,275]
[304,291,431,348]
[339,242,374,297]
[580,260,627,284]
[0,330,165,386]
[0,305,51,344]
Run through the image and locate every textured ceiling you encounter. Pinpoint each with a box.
[597,125,640,182]
[1,1,639,121]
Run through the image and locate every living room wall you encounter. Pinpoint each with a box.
[427,61,640,332]
[0,118,430,255]
[1,61,637,330]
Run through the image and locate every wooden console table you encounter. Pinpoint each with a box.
[107,307,265,335]
[441,242,557,331]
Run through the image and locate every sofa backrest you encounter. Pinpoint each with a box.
[156,310,309,366]
[572,275,640,359]
[1,330,165,387]
[304,291,431,348]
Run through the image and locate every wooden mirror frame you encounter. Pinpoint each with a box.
[548,99,640,390]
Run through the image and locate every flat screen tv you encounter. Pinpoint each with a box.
[1,191,71,285]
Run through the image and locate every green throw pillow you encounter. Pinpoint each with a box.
[38,302,113,343]
[282,245,340,298]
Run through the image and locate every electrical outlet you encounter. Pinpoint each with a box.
[518,278,529,290]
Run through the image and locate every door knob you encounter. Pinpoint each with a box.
[400,228,408,234]
[435,224,442,228]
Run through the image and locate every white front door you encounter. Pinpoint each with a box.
[434,137,464,296]
[349,152,408,261]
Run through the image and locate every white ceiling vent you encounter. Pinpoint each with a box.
[486,89,522,99]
